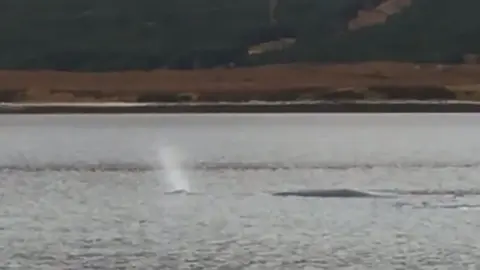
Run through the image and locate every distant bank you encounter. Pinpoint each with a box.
[2,62,480,113]
[2,101,480,114]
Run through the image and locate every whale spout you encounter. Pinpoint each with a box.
[272,188,396,198]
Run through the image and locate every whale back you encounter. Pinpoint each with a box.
[272,188,392,198]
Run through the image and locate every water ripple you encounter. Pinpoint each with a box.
[2,114,480,269]
[0,161,479,172]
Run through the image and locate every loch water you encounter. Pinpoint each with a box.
[1,113,480,269]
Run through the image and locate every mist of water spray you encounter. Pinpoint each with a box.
[157,145,191,193]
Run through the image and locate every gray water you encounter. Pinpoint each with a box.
[1,113,480,269]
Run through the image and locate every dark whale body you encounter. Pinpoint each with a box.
[272,188,396,198]
[164,189,189,195]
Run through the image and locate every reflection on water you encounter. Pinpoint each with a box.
[1,114,480,269]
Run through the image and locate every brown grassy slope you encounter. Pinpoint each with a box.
[1,62,480,102]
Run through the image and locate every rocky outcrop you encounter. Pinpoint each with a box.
[348,0,412,30]
[247,38,296,55]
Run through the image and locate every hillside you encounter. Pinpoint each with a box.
[302,0,480,63]
[0,0,479,71]
[2,62,480,103]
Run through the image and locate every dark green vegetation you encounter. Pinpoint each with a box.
[1,0,479,71]
[307,0,480,63]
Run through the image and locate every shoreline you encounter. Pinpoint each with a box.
[3,63,480,110]
[3,101,480,114]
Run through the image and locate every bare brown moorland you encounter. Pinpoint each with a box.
[2,62,480,103]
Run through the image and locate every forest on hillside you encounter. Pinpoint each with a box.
[0,0,479,71]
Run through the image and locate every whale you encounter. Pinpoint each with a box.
[164,189,189,195]
[271,188,397,198]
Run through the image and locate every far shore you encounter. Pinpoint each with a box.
[2,62,480,114]
[2,101,480,114]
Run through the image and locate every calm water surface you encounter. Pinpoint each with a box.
[1,113,480,269]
